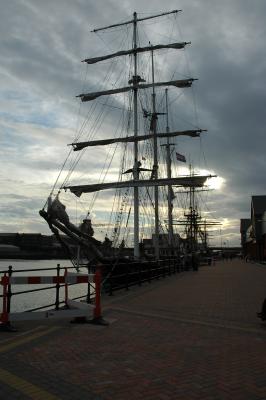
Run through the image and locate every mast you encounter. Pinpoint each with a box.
[133,11,140,259]
[64,10,205,257]
[165,89,174,246]
[86,10,183,259]
[189,164,196,252]
[41,10,219,268]
[172,182,221,252]
[151,47,159,260]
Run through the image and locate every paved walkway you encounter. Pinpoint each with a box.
[1,259,266,399]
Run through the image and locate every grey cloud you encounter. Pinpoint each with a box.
[1,0,266,245]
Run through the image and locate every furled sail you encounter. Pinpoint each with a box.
[78,79,195,102]
[64,176,212,197]
[91,10,181,33]
[71,130,205,151]
[83,42,190,64]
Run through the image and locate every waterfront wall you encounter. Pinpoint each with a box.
[0,233,68,259]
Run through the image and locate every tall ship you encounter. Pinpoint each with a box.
[40,10,215,270]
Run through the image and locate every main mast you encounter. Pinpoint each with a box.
[133,12,140,258]
[151,47,159,259]
[165,89,174,246]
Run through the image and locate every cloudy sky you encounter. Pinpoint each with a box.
[1,0,265,247]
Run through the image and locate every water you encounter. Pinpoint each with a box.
[0,259,92,313]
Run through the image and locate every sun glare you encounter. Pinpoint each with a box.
[207,176,225,190]
[190,169,225,191]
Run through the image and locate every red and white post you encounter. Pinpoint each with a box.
[91,264,108,325]
[0,274,16,331]
[93,265,102,320]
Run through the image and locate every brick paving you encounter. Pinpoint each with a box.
[1,259,266,399]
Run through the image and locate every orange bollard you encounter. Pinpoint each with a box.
[1,274,9,324]
[70,265,108,326]
[93,266,102,320]
[0,274,16,332]
[92,265,108,325]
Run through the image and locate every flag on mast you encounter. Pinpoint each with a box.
[176,152,186,163]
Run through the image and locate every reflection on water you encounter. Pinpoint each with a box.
[0,259,92,313]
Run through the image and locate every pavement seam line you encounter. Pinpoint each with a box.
[0,325,46,345]
[0,326,60,353]
[111,306,266,335]
[0,367,61,400]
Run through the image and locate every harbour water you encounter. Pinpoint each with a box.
[0,259,90,313]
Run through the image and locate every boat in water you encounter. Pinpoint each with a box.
[40,9,216,271]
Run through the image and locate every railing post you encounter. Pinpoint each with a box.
[86,266,91,303]
[64,268,69,307]
[125,264,129,291]
[55,264,60,310]
[108,272,113,296]
[163,260,166,278]
[138,262,142,286]
[7,265,12,314]
[148,263,151,283]
[157,260,160,279]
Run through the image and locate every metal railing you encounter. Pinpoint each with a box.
[102,258,184,295]
[0,264,94,314]
[0,256,209,313]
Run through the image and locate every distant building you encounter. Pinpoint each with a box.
[240,218,251,255]
[142,233,182,257]
[0,233,67,259]
[240,195,266,260]
[0,244,20,255]
[0,233,19,246]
